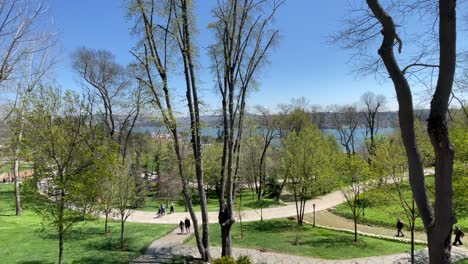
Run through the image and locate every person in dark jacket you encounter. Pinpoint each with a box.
[453,226,464,246]
[179,220,185,234]
[184,217,191,234]
[396,218,404,237]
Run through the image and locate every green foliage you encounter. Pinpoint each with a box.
[236,255,253,264]
[202,142,223,186]
[0,184,174,264]
[213,256,236,264]
[334,175,468,230]
[283,126,338,199]
[282,126,339,224]
[414,119,435,167]
[23,87,111,228]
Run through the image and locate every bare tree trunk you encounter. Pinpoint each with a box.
[58,193,65,264]
[13,101,27,216]
[120,216,125,249]
[58,225,64,264]
[366,0,456,262]
[104,211,109,234]
[353,209,358,243]
[14,161,22,216]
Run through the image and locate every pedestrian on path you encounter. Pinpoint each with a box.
[160,204,166,215]
[396,218,404,237]
[170,203,174,214]
[454,226,464,246]
[184,217,191,234]
[179,220,185,234]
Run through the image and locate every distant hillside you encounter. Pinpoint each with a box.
[134,110,431,130]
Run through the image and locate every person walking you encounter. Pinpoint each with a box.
[453,226,464,246]
[396,218,404,237]
[179,220,185,234]
[184,217,191,234]
[170,203,174,214]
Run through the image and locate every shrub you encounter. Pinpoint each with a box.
[213,256,236,264]
[236,255,253,264]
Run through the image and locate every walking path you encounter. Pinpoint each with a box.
[125,189,345,224]
[128,169,468,263]
[132,228,468,264]
[126,169,436,225]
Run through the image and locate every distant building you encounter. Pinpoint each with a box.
[0,169,34,183]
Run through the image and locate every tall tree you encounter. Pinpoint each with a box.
[360,91,385,159]
[0,0,56,217]
[209,0,283,256]
[73,48,143,243]
[338,153,371,242]
[24,86,110,264]
[129,0,211,260]
[338,0,457,261]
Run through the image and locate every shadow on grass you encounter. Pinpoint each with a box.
[246,219,292,233]
[241,199,279,209]
[84,236,141,253]
[300,236,367,248]
[38,225,105,241]
[19,261,53,264]
[72,256,129,264]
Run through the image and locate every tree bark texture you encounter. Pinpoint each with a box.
[366,0,456,262]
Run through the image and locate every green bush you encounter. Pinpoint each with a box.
[213,256,236,264]
[236,255,253,264]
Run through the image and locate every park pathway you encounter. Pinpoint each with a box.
[132,227,468,264]
[126,169,436,225]
[129,169,468,263]
[125,189,345,225]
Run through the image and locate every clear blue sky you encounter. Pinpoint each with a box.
[49,0,465,113]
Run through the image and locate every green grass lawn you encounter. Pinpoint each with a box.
[0,184,175,264]
[138,189,284,213]
[186,218,424,259]
[456,259,468,264]
[334,175,468,231]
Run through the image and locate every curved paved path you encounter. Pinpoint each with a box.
[126,190,345,225]
[132,228,468,264]
[129,169,468,263]
[126,169,436,225]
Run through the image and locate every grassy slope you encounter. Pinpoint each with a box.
[186,218,423,259]
[0,184,174,264]
[334,175,468,230]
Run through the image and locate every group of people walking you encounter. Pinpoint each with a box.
[157,203,175,216]
[395,218,464,246]
[179,217,191,234]
[154,203,191,234]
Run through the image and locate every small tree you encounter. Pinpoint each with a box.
[373,134,418,263]
[338,154,371,242]
[24,86,108,264]
[328,105,360,156]
[283,126,338,226]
